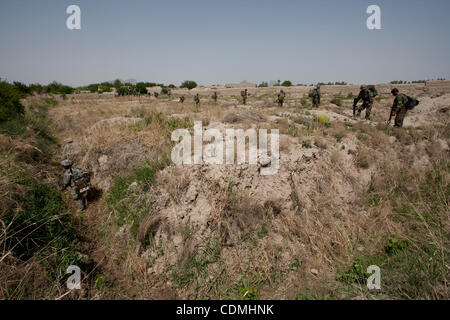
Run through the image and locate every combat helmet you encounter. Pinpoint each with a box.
[61,159,73,168]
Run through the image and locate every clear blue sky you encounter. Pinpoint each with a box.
[1,0,449,86]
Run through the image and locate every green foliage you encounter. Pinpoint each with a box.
[384,237,409,256]
[330,97,343,106]
[281,80,292,87]
[180,80,197,90]
[287,124,299,137]
[257,81,268,87]
[339,261,368,284]
[167,117,193,130]
[46,81,73,95]
[107,159,168,234]
[297,288,330,300]
[0,80,25,123]
[302,140,312,148]
[315,114,331,127]
[135,82,148,94]
[13,81,31,95]
[300,96,308,106]
[237,280,260,300]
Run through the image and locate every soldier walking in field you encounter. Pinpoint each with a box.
[241,89,248,105]
[194,94,200,108]
[61,160,91,211]
[277,89,286,107]
[309,84,321,108]
[212,91,218,103]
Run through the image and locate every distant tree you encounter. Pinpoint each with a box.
[46,81,74,94]
[13,82,30,95]
[135,82,148,94]
[87,84,99,93]
[257,81,268,87]
[281,80,292,87]
[168,84,176,88]
[28,83,43,94]
[180,80,197,90]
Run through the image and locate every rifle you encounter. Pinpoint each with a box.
[353,98,358,117]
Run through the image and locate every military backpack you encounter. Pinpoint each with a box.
[368,85,378,97]
[405,96,420,110]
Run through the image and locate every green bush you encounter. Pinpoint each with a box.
[180,80,197,90]
[281,80,292,87]
[136,82,148,94]
[257,82,268,87]
[315,114,331,127]
[330,97,343,106]
[0,80,25,123]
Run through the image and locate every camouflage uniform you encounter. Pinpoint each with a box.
[241,89,248,105]
[194,94,200,107]
[390,93,409,127]
[179,96,185,103]
[167,89,172,98]
[61,160,86,211]
[277,90,286,107]
[154,92,159,98]
[309,85,320,108]
[212,92,218,103]
[354,86,374,119]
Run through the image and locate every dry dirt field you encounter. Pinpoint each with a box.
[2,81,449,300]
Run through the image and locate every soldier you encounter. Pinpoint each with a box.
[353,85,374,120]
[309,85,321,108]
[388,88,409,128]
[241,89,248,105]
[277,89,286,107]
[194,94,200,108]
[154,92,159,98]
[212,91,218,103]
[60,160,90,211]
[167,89,172,98]
[179,95,185,103]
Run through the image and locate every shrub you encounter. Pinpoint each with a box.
[0,80,25,123]
[13,81,30,95]
[281,80,292,87]
[180,80,197,90]
[315,114,331,127]
[330,97,343,106]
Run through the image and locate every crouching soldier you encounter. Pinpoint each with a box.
[61,159,91,211]
[353,85,376,120]
[179,95,185,103]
